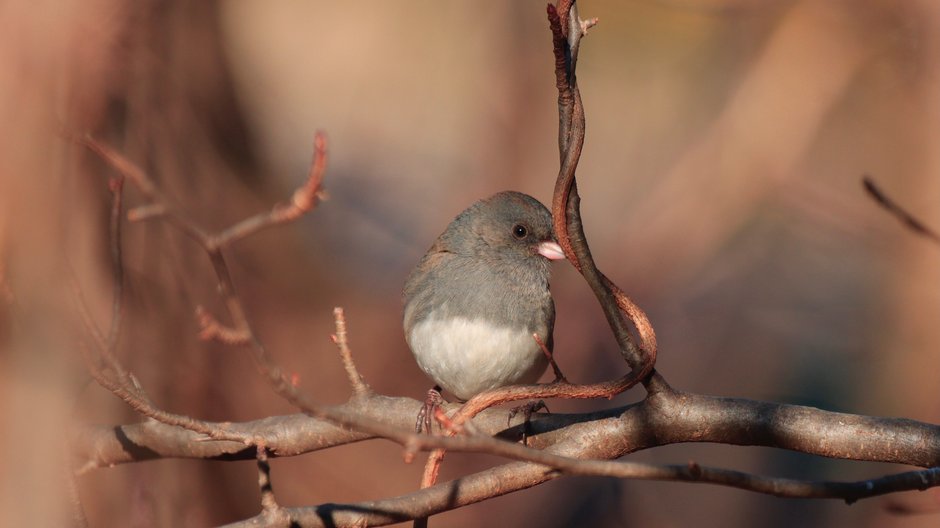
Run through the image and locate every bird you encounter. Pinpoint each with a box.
[403,191,566,432]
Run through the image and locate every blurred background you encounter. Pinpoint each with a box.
[1,0,939,526]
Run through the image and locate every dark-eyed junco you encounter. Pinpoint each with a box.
[403,191,565,409]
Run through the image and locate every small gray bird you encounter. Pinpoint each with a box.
[403,191,565,412]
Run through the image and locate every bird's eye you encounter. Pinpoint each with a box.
[512,224,528,239]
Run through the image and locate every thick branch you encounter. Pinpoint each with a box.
[73,389,940,473]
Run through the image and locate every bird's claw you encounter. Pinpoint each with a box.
[416,386,444,434]
[508,400,550,445]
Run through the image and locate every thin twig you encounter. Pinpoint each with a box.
[106,175,125,353]
[67,268,107,353]
[212,134,328,248]
[71,132,210,245]
[534,333,566,383]
[75,132,333,413]
[63,443,90,528]
[331,307,370,399]
[863,175,940,245]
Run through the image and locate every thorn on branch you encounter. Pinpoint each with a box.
[331,307,371,399]
[195,305,250,345]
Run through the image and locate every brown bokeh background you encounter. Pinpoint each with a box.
[1,1,938,526]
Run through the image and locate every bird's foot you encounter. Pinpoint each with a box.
[508,399,550,445]
[415,386,444,434]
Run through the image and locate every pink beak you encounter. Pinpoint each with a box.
[537,241,566,261]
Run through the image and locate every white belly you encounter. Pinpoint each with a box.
[408,316,549,401]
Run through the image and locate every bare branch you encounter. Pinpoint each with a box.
[74,131,329,414]
[70,133,210,244]
[67,269,107,353]
[863,175,940,246]
[212,133,328,248]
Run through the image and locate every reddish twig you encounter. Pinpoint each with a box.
[106,175,125,352]
[533,333,566,383]
[417,367,664,489]
[71,132,209,244]
[67,269,107,354]
[78,340,254,443]
[211,134,328,249]
[548,0,657,377]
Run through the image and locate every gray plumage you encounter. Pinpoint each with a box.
[403,191,562,400]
